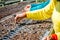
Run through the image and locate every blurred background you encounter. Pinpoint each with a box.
[0,0,46,7]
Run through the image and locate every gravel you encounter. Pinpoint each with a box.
[0,1,53,40]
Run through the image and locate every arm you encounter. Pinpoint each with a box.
[15,0,55,23]
[26,0,55,20]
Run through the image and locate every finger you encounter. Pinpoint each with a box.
[16,17,21,24]
[15,15,17,22]
[15,14,18,21]
[14,14,24,23]
[42,36,47,40]
[47,36,50,40]
[14,14,20,23]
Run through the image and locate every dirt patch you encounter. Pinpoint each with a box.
[0,2,29,19]
[10,22,52,40]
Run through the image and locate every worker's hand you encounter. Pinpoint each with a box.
[42,36,51,40]
[15,13,26,24]
[15,5,30,24]
[22,5,31,12]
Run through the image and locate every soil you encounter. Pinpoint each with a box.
[0,2,53,40]
[0,2,30,19]
[10,22,52,40]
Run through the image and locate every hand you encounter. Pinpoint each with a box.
[42,36,52,40]
[15,5,30,24]
[15,13,26,24]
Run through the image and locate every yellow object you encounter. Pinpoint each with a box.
[52,1,60,40]
[52,1,60,33]
[52,6,60,33]
[26,0,55,20]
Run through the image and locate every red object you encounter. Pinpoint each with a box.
[51,34,58,40]
[26,6,30,8]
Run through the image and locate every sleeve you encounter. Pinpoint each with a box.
[31,2,45,8]
[31,4,40,8]
[30,3,45,11]
[26,0,55,20]
[30,0,50,11]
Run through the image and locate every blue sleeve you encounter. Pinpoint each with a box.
[30,0,50,11]
[30,3,45,11]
